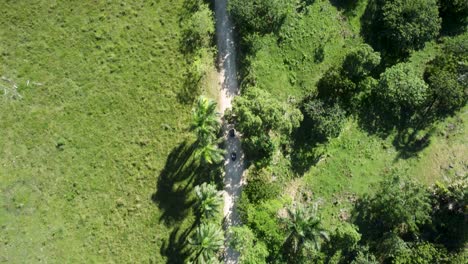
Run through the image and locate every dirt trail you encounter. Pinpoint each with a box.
[214,0,244,263]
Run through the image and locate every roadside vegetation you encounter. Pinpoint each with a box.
[228,0,467,263]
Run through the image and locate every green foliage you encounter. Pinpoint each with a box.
[243,199,285,256]
[351,247,378,264]
[194,183,223,220]
[342,44,381,81]
[228,0,290,34]
[393,242,448,264]
[317,68,357,104]
[243,134,276,164]
[424,37,468,117]
[230,226,269,264]
[365,0,441,55]
[183,3,215,51]
[229,87,302,163]
[439,0,468,27]
[190,96,220,144]
[281,205,329,262]
[188,223,224,264]
[243,166,281,203]
[429,180,468,250]
[353,175,432,238]
[231,87,303,137]
[194,142,225,165]
[303,99,347,139]
[330,223,361,255]
[375,63,430,120]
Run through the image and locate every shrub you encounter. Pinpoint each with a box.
[342,44,381,81]
[229,0,290,35]
[375,63,430,121]
[243,166,281,203]
[424,36,468,117]
[303,99,347,139]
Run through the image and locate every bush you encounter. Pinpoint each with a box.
[424,36,468,117]
[243,134,275,165]
[229,0,290,35]
[303,99,347,139]
[182,3,215,51]
[375,63,430,122]
[317,68,357,104]
[342,44,381,81]
[243,166,281,203]
[429,181,468,251]
[352,175,432,239]
[230,226,269,264]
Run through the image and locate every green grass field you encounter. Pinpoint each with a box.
[0,1,203,262]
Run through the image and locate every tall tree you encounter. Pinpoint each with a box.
[190,96,220,144]
[281,205,329,261]
[188,223,224,264]
[194,182,223,220]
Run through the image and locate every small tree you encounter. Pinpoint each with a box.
[424,37,468,117]
[353,175,432,239]
[303,99,346,139]
[194,183,223,220]
[375,63,430,123]
[342,44,381,81]
[188,223,224,264]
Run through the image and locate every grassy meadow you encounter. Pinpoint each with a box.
[0,1,212,262]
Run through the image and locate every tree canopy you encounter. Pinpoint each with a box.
[364,0,441,55]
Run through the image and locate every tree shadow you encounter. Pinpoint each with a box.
[151,141,197,225]
[392,128,433,160]
[160,224,197,264]
[290,117,327,176]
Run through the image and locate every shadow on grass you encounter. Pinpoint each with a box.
[152,140,226,262]
[152,141,197,225]
[290,117,327,176]
[357,95,433,160]
[160,222,198,264]
[392,128,433,160]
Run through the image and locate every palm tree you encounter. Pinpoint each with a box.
[282,204,329,260]
[188,223,224,264]
[190,96,220,144]
[194,182,223,220]
[193,141,225,165]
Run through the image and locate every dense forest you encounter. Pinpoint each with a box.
[0,0,466,263]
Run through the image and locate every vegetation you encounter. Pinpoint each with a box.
[281,205,329,262]
[188,223,224,264]
[1,0,466,263]
[228,0,467,263]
